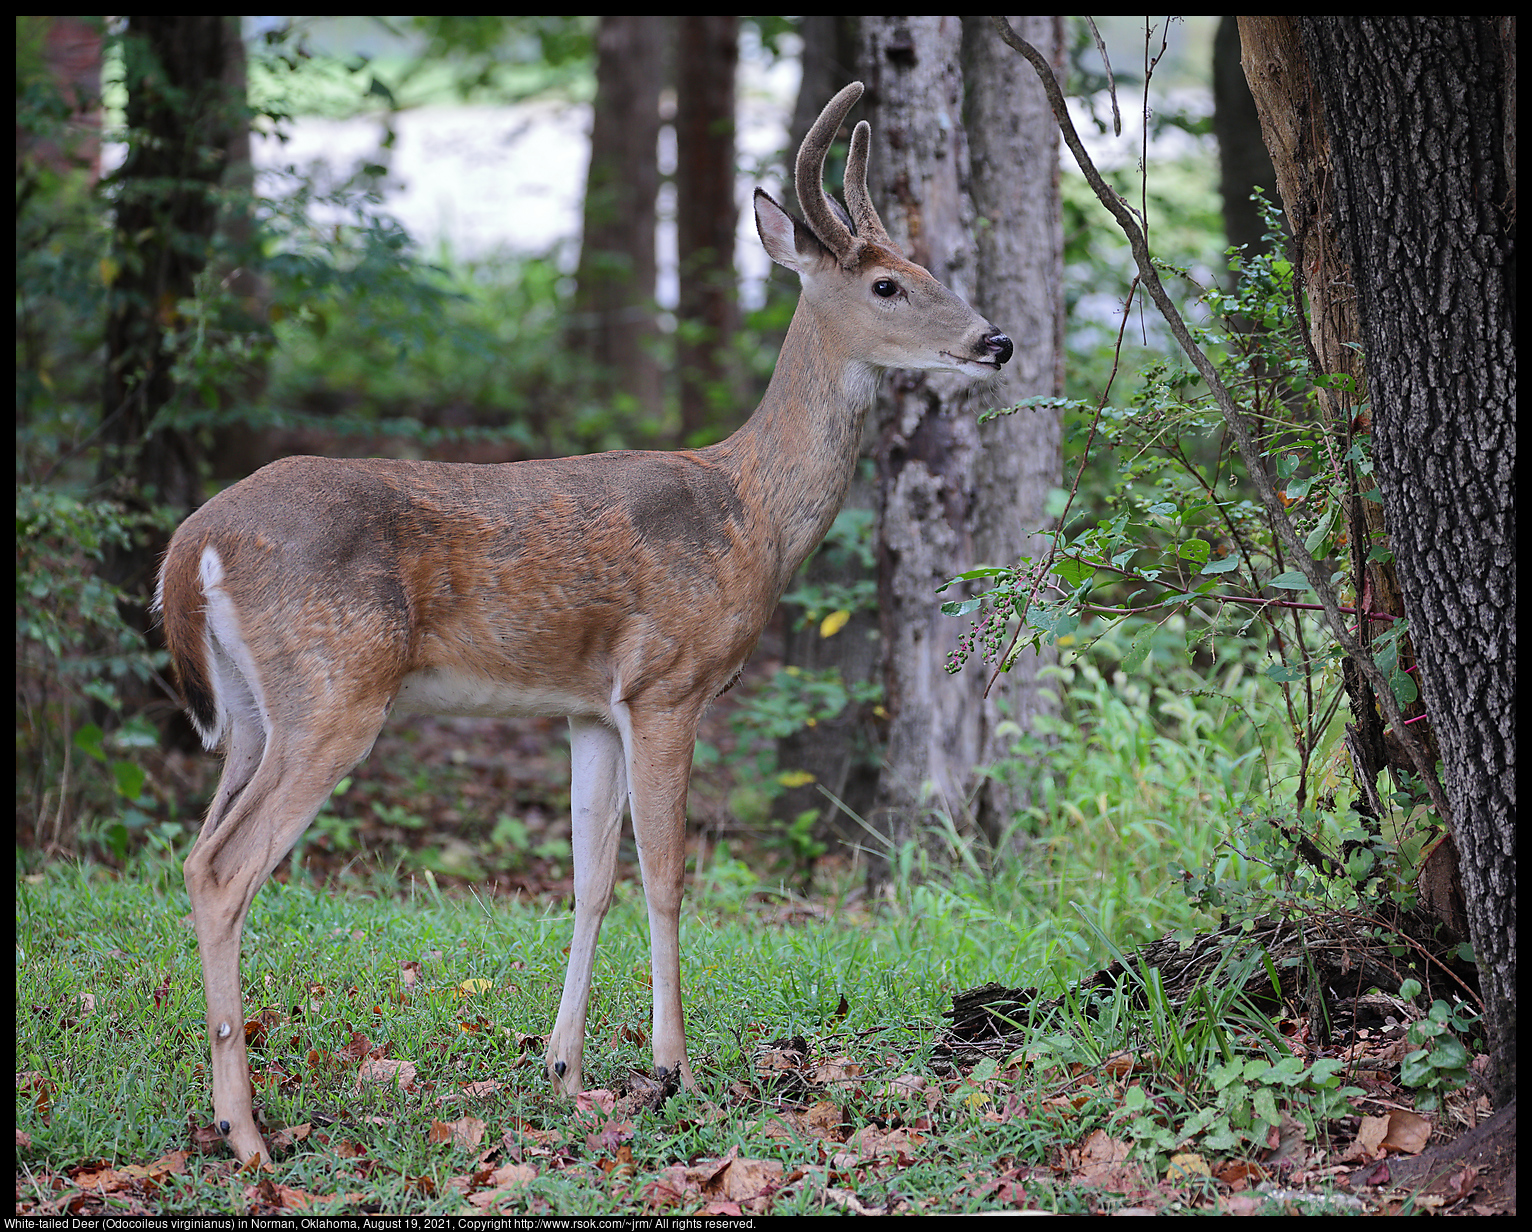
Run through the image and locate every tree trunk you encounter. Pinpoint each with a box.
[18,16,103,180]
[98,16,235,680]
[1236,17,1431,864]
[855,16,1063,881]
[675,15,739,445]
[960,15,1065,842]
[571,15,664,428]
[1211,16,1279,266]
[208,16,274,485]
[1243,17,1516,1108]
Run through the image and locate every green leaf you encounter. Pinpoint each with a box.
[1429,1036,1470,1070]
[1051,558,1098,587]
[1266,570,1311,591]
[1304,504,1339,556]
[73,724,107,762]
[1122,627,1153,674]
[1284,474,1314,502]
[1399,1048,1434,1087]
[112,760,147,800]
[1177,538,1211,565]
[1251,1085,1281,1126]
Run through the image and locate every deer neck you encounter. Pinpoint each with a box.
[716,302,878,591]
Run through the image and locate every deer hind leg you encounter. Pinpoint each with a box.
[546,717,627,1094]
[184,707,385,1164]
[617,701,700,1091]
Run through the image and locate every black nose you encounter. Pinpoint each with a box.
[986,332,1013,366]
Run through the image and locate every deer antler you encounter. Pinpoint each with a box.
[843,120,893,247]
[795,81,864,258]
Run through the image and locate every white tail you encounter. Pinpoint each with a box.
[157,81,1010,1163]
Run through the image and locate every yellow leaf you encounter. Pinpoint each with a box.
[819,609,851,638]
[459,978,494,995]
[777,770,816,788]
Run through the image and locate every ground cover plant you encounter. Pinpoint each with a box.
[14,671,1496,1216]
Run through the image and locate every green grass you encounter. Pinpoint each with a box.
[17,664,1376,1215]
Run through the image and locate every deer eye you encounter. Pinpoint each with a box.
[872,278,899,298]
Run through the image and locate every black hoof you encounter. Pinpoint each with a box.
[553,1060,566,1078]
[219,1120,231,1135]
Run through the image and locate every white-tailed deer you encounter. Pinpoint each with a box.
[157,82,1010,1163]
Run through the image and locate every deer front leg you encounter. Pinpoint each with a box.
[619,703,699,1091]
[546,718,626,1094]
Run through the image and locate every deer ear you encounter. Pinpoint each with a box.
[754,188,833,276]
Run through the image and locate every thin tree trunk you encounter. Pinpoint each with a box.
[961,15,1065,842]
[98,15,234,715]
[1212,16,1279,266]
[675,15,739,446]
[571,15,664,428]
[208,15,274,484]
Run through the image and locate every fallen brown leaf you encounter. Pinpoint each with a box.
[640,1147,785,1212]
[466,1162,538,1210]
[337,1030,373,1063]
[1101,1050,1138,1078]
[428,1116,487,1151]
[267,1124,311,1152]
[356,1058,417,1092]
[812,1055,864,1086]
[1380,1108,1432,1154]
[574,1088,617,1116]
[243,1006,285,1048]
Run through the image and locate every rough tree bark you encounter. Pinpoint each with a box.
[854,16,1063,880]
[961,15,1065,842]
[1236,17,1441,914]
[1241,16,1516,1109]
